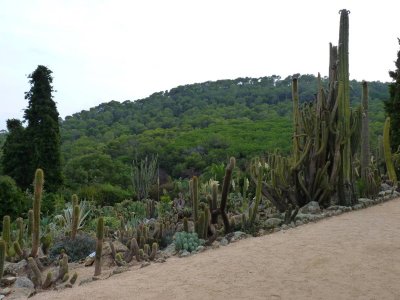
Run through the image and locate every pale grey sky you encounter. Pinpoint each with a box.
[1,0,399,131]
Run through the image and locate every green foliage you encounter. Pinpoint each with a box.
[49,233,96,262]
[114,199,147,222]
[1,120,31,189]
[89,216,120,232]
[174,231,203,252]
[384,38,400,153]
[78,183,131,206]
[157,195,172,219]
[24,66,63,192]
[131,155,158,201]
[0,175,28,220]
[59,74,388,188]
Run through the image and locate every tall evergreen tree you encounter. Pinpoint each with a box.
[384,38,400,151]
[1,119,31,189]
[24,65,63,192]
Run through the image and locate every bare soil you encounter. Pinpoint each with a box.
[33,198,400,300]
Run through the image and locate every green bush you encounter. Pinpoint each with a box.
[0,176,28,220]
[78,183,131,206]
[49,233,96,262]
[114,199,146,221]
[88,216,120,232]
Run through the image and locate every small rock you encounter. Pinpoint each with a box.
[140,262,151,268]
[299,201,321,214]
[7,287,34,300]
[264,218,282,229]
[353,204,363,210]
[273,227,281,233]
[0,295,4,300]
[230,231,247,242]
[295,220,303,227]
[0,288,11,296]
[1,276,17,285]
[196,246,205,253]
[113,240,129,253]
[211,241,220,249]
[113,266,130,274]
[219,238,229,246]
[281,224,289,230]
[381,183,392,191]
[358,198,373,207]
[179,250,190,257]
[84,256,95,267]
[14,277,34,290]
[4,260,27,276]
[155,257,167,263]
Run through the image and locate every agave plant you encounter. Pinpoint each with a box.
[54,200,91,232]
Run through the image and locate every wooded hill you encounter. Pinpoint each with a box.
[58,74,388,191]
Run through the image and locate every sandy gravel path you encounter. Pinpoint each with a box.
[34,198,400,300]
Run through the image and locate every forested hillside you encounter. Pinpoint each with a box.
[60,74,388,191]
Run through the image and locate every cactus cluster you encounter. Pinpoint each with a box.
[250,10,372,215]
[175,232,203,252]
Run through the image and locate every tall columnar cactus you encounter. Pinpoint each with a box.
[28,209,34,239]
[192,176,199,233]
[210,157,235,233]
[383,117,398,183]
[2,216,11,255]
[337,9,356,205]
[16,217,24,248]
[94,217,104,276]
[31,168,44,257]
[360,81,370,181]
[71,205,80,240]
[0,240,5,281]
[248,166,262,227]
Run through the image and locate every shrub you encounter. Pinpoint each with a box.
[49,233,96,262]
[78,183,131,206]
[0,176,28,220]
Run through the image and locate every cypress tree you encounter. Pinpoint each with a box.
[384,38,400,152]
[24,65,62,192]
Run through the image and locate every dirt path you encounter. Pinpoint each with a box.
[34,198,400,300]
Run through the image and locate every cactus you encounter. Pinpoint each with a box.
[58,253,69,281]
[62,273,70,282]
[13,241,24,258]
[149,242,158,261]
[94,217,104,276]
[0,240,5,281]
[31,168,44,258]
[130,238,140,262]
[248,166,262,227]
[16,217,24,248]
[42,271,53,289]
[40,228,52,255]
[71,205,80,240]
[28,257,43,287]
[69,272,78,285]
[197,211,205,239]
[383,117,398,183]
[183,217,189,233]
[175,232,202,252]
[28,209,34,239]
[192,176,199,233]
[2,215,11,256]
[115,252,126,266]
[210,157,235,233]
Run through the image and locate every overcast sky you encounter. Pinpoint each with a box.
[1,0,399,131]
